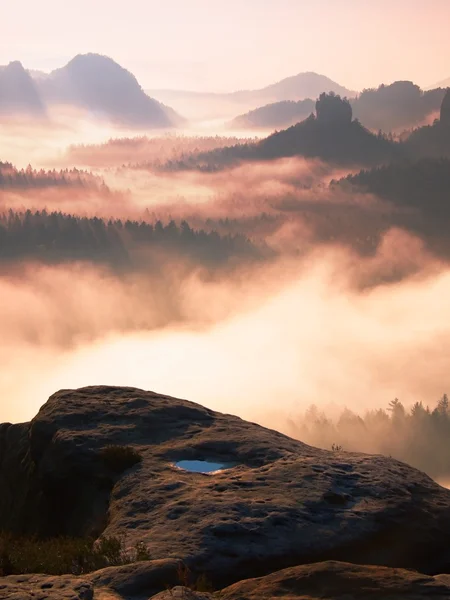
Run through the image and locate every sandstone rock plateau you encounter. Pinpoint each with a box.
[1,385,450,598]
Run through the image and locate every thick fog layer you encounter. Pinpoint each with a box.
[2,110,450,482]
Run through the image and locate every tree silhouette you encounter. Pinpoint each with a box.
[437,394,449,416]
[0,209,259,267]
[291,394,450,479]
[0,162,106,190]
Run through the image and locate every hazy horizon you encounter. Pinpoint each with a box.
[2,0,450,93]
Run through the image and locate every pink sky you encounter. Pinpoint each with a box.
[2,0,450,92]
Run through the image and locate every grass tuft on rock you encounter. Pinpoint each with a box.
[0,534,150,576]
[99,445,143,472]
[176,563,214,593]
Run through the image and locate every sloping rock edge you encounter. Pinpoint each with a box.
[2,560,450,600]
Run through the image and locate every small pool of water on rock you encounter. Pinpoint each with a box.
[174,460,232,473]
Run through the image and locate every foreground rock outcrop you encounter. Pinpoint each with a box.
[216,561,450,600]
[2,561,450,600]
[0,558,182,600]
[2,386,450,589]
[0,575,93,600]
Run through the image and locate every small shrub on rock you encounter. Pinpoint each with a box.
[331,443,343,452]
[134,541,152,561]
[0,533,150,575]
[175,563,214,593]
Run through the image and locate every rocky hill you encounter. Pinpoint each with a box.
[1,385,450,597]
[0,61,45,116]
[0,54,182,127]
[351,81,446,132]
[405,88,450,159]
[36,54,182,128]
[229,81,447,133]
[172,93,398,170]
[231,71,355,104]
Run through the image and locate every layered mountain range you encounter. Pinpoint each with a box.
[148,72,355,120]
[230,81,448,132]
[0,54,182,128]
[3,55,448,133]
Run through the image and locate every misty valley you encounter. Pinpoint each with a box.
[2,12,450,597]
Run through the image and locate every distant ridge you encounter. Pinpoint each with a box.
[150,72,354,102]
[0,54,182,128]
[230,81,446,133]
[236,71,355,102]
[426,77,450,90]
[37,54,183,127]
[0,61,46,116]
[147,72,355,120]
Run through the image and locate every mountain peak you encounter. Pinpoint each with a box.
[0,53,182,127]
[66,53,124,70]
[37,53,183,127]
[63,53,137,84]
[0,60,45,115]
[4,60,26,72]
[262,72,355,101]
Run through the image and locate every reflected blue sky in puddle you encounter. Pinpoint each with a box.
[174,460,232,473]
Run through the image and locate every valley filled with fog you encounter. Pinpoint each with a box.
[2,51,450,485]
